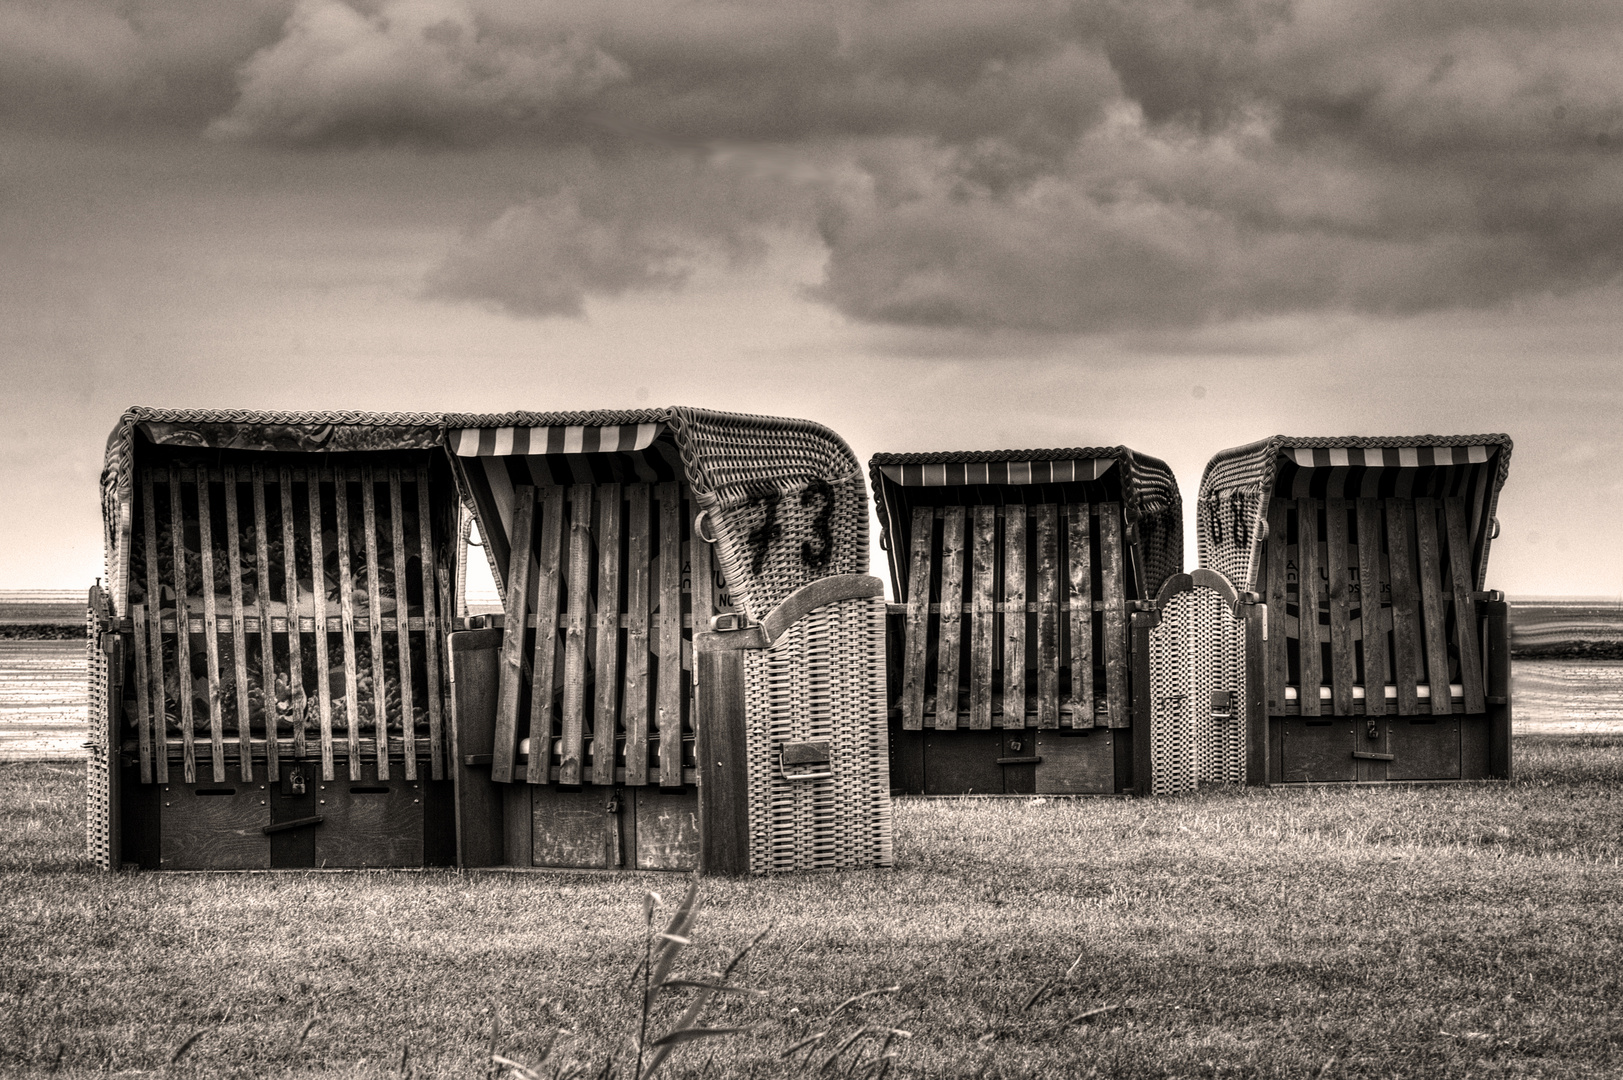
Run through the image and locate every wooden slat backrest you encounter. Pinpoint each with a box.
[1444,497,1485,713]
[656,482,683,786]
[527,486,565,786]
[559,484,593,785]
[899,506,933,731]
[592,484,623,787]
[252,467,281,781]
[132,603,154,783]
[1325,498,1356,716]
[387,468,417,780]
[492,486,535,784]
[333,467,363,780]
[1294,498,1322,717]
[1001,506,1027,729]
[1355,499,1388,718]
[1097,503,1128,729]
[622,485,652,786]
[196,471,227,781]
[140,472,168,784]
[968,506,997,730]
[307,470,335,780]
[1033,506,1060,730]
[169,465,199,783]
[1065,505,1094,728]
[1386,499,1422,716]
[361,468,389,780]
[1264,498,1289,716]
[223,466,253,781]
[280,466,308,765]
[1413,498,1453,717]
[934,507,966,730]
[415,463,446,780]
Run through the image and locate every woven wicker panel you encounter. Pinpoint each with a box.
[86,601,111,869]
[743,594,892,873]
[1147,584,1247,794]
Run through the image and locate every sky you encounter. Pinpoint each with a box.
[2,0,1621,595]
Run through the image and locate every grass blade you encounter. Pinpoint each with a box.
[648,1026,751,1048]
[827,986,901,1020]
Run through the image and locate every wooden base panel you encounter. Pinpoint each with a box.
[889,725,1127,796]
[1270,714,1491,784]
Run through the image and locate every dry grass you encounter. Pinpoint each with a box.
[4,734,1623,1078]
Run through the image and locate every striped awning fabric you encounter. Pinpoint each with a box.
[1284,445,1491,468]
[877,458,1115,487]
[452,423,662,457]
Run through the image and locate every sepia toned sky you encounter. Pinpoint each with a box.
[2,0,1620,594]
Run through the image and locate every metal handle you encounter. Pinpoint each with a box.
[776,752,832,782]
[693,509,717,544]
[262,815,324,835]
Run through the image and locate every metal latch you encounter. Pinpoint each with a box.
[710,612,754,633]
[777,740,833,781]
[1210,690,1231,720]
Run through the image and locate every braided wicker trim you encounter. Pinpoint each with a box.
[869,446,1129,465]
[442,408,670,429]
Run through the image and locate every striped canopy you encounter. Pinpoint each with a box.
[451,422,662,457]
[874,457,1115,487]
[1282,444,1492,468]
[869,446,1182,604]
[1198,434,1513,592]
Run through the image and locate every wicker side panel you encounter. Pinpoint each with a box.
[743,595,891,874]
[86,601,112,869]
[1147,585,1247,795]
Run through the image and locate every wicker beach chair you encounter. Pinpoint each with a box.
[1196,435,1514,785]
[869,447,1181,796]
[444,408,892,875]
[90,408,460,870]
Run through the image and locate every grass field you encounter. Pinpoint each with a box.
[4,737,1623,1079]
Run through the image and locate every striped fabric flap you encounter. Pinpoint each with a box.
[1284,445,1491,468]
[452,423,663,457]
[877,458,1115,487]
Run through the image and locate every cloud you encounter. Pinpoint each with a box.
[12,0,1623,332]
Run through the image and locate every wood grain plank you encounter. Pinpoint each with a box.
[1001,505,1027,729]
[280,467,308,766]
[1385,499,1421,716]
[416,464,445,780]
[1413,498,1453,716]
[387,468,416,779]
[1355,499,1387,718]
[1324,497,1355,716]
[251,465,279,782]
[1444,496,1486,714]
[141,471,168,783]
[1066,504,1094,728]
[492,486,535,784]
[621,484,652,786]
[1097,503,1128,729]
[308,468,335,780]
[361,467,389,779]
[132,602,153,783]
[223,465,254,781]
[592,484,623,787]
[934,507,967,731]
[967,505,996,730]
[195,469,226,781]
[899,506,934,731]
[559,484,593,786]
[1264,498,1289,717]
[1295,498,1322,718]
[169,466,198,783]
[1033,504,1060,730]
[527,486,565,786]
[655,483,683,786]
[333,468,362,779]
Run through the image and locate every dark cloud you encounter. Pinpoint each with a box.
[11,0,1623,331]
